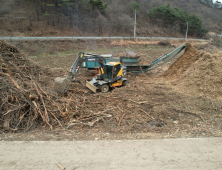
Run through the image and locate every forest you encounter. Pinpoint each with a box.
[0,0,222,37]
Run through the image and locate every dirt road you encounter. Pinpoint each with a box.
[0,138,222,170]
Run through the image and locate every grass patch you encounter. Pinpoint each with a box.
[28,45,171,59]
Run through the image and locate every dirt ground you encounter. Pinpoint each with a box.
[0,39,222,141]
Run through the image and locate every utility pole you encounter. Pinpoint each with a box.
[185,22,188,41]
[134,9,136,40]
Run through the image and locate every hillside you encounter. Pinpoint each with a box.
[0,0,222,37]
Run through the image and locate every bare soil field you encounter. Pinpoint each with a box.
[0,39,222,141]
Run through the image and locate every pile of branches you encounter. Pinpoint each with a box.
[124,50,140,58]
[0,40,112,131]
[0,40,63,131]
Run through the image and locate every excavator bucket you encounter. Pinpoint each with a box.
[86,81,98,93]
[54,77,71,94]
[54,74,84,94]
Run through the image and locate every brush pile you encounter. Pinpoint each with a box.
[0,40,59,130]
[0,40,113,131]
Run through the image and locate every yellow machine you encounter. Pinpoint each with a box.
[86,61,130,93]
[54,52,130,94]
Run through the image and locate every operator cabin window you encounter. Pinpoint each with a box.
[113,64,121,77]
[105,65,113,80]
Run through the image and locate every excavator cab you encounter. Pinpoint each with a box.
[104,63,120,81]
[86,61,129,93]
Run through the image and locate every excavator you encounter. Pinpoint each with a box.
[55,43,188,94]
[54,52,130,93]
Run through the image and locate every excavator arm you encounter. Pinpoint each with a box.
[70,52,106,80]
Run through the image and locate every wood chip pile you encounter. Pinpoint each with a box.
[164,43,222,100]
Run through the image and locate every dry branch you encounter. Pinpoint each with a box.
[80,98,86,118]
[33,82,49,122]
[56,163,65,170]
[173,109,204,121]
[67,112,112,128]
[119,113,126,126]
[129,99,161,106]
[139,108,154,119]
[3,104,27,116]
[117,105,124,113]
[0,72,25,94]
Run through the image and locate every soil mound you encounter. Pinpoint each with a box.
[175,51,222,100]
[158,40,171,46]
[163,43,222,100]
[163,43,201,79]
